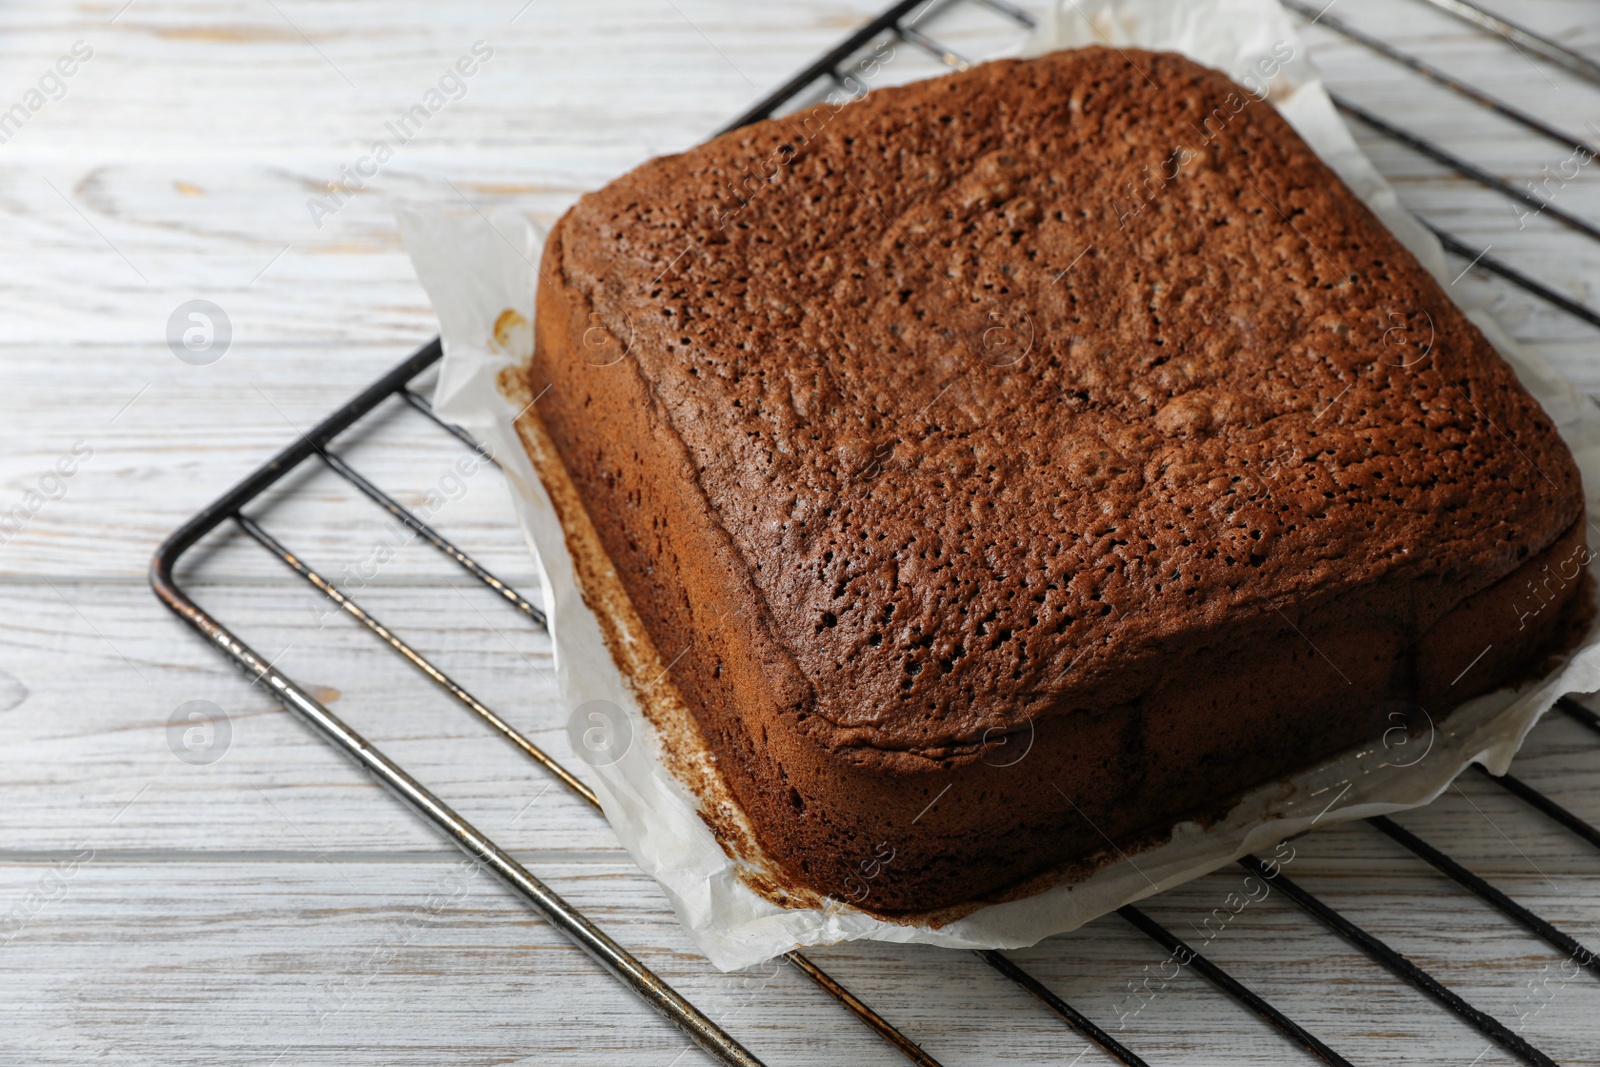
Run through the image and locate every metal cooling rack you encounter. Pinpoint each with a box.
[151,1,1600,1064]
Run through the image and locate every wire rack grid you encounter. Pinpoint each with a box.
[152,1,1600,1064]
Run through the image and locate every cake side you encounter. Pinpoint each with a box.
[528,47,1588,909]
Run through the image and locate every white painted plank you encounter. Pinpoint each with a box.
[4,858,1599,1065]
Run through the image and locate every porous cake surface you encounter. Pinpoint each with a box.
[529,47,1586,909]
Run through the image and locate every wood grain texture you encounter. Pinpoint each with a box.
[3,0,1600,1063]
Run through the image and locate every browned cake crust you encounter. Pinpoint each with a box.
[527,48,1588,912]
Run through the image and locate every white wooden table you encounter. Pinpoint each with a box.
[3,0,1600,1063]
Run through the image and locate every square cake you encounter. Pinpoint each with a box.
[526,48,1588,912]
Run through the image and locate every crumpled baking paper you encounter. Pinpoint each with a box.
[397,0,1600,971]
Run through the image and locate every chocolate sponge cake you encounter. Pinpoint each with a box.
[527,47,1588,912]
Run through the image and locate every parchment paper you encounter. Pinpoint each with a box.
[397,0,1600,971]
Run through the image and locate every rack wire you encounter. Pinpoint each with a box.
[151,1,1600,1063]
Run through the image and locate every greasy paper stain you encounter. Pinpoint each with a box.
[490,308,530,357]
